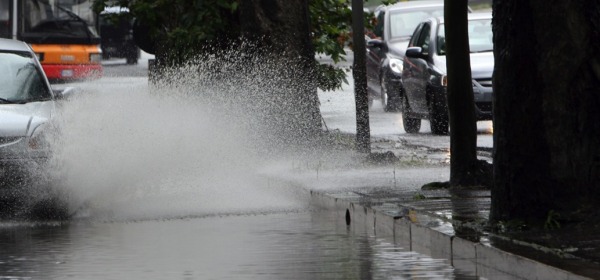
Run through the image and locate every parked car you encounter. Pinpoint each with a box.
[366,0,445,112]
[401,13,493,135]
[0,38,74,188]
[98,6,140,64]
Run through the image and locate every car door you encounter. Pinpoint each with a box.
[403,22,431,113]
[401,22,422,103]
[366,10,386,95]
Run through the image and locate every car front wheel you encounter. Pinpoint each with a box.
[428,91,449,135]
[402,95,421,133]
[381,75,402,112]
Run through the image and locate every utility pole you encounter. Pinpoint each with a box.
[351,0,371,153]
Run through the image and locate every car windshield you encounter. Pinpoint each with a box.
[0,51,51,103]
[437,18,493,55]
[389,7,444,39]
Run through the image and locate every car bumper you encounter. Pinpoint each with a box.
[1,156,46,175]
[1,148,48,177]
[473,83,493,120]
[383,72,405,104]
[42,64,103,80]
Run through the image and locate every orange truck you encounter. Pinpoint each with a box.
[1,0,102,81]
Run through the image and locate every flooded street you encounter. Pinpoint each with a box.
[0,210,480,279]
[0,55,482,279]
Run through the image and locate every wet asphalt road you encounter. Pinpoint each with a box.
[105,53,494,156]
[0,54,485,279]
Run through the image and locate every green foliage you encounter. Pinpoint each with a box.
[413,193,426,200]
[494,210,563,232]
[93,0,373,90]
[310,0,352,64]
[316,63,349,91]
[94,0,240,66]
[381,0,400,5]
[544,210,561,230]
[309,0,353,91]
[421,181,450,190]
[496,219,528,232]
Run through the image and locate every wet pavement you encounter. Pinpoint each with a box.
[2,55,481,279]
[308,67,600,279]
[0,210,481,279]
[1,53,597,279]
[305,177,600,279]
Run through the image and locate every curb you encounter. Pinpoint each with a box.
[309,190,593,280]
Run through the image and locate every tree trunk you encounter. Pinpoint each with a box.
[444,0,482,187]
[491,1,600,223]
[239,0,323,146]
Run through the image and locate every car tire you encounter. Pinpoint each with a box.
[381,75,401,112]
[126,57,138,64]
[429,91,449,135]
[126,51,138,64]
[402,95,421,133]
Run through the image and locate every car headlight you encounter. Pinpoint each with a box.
[28,126,49,150]
[389,58,403,74]
[440,75,448,87]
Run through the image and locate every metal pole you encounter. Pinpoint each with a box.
[12,0,18,39]
[351,0,371,153]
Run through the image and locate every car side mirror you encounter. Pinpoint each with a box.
[53,86,79,100]
[367,39,384,49]
[405,47,425,59]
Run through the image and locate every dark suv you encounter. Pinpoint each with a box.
[366,1,445,112]
[98,7,140,64]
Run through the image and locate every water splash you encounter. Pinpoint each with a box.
[44,51,330,222]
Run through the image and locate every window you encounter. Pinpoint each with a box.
[388,7,443,39]
[374,11,385,38]
[415,23,431,55]
[0,0,12,38]
[467,18,493,53]
[436,18,493,55]
[0,52,51,103]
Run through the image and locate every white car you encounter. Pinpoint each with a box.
[0,38,73,187]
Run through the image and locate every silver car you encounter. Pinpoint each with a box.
[0,38,72,186]
[401,13,494,135]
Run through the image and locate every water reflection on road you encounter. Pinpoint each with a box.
[0,56,482,279]
[0,210,477,279]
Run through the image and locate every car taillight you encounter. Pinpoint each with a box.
[90,53,102,63]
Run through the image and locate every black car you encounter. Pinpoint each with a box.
[99,7,140,64]
[366,1,445,112]
[401,13,494,135]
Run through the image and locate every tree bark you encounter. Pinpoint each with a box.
[238,0,323,145]
[444,0,482,187]
[491,1,600,223]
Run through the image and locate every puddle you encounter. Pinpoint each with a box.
[0,210,479,279]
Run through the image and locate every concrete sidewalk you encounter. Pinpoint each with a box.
[300,137,600,279]
[310,186,600,279]
[312,65,599,279]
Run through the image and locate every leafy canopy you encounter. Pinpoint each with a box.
[93,0,382,91]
